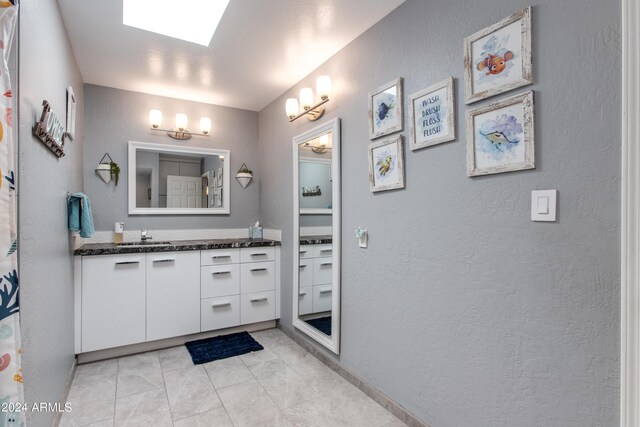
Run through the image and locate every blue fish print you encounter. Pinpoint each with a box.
[377,102,393,121]
[4,170,13,191]
[480,130,519,151]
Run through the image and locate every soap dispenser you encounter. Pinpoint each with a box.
[114,222,124,244]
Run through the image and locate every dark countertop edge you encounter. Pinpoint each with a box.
[299,235,333,245]
[76,238,281,256]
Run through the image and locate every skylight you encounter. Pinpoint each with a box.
[123,0,230,46]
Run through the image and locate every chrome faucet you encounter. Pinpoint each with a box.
[141,229,153,242]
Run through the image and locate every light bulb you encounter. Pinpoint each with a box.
[319,134,329,147]
[285,98,299,119]
[175,113,188,131]
[299,88,314,110]
[316,75,331,101]
[149,109,162,128]
[200,117,211,135]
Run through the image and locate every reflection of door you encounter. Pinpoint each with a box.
[166,175,202,208]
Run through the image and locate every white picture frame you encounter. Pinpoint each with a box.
[368,78,403,139]
[466,91,535,177]
[408,76,456,151]
[463,7,532,104]
[65,86,76,141]
[368,135,405,192]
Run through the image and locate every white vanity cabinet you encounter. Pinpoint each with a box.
[75,243,281,355]
[81,254,146,353]
[146,251,200,341]
[298,243,332,315]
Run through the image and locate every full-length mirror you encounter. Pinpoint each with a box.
[128,141,230,215]
[293,118,341,354]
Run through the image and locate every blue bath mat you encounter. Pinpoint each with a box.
[185,331,263,364]
[305,316,332,335]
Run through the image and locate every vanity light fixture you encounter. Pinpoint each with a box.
[286,75,332,122]
[149,110,211,140]
[303,134,331,154]
[235,163,253,189]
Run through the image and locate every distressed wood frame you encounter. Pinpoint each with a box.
[408,76,456,151]
[368,134,405,192]
[466,90,535,177]
[463,6,532,104]
[368,77,403,139]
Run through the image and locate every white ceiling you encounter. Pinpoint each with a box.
[58,0,406,111]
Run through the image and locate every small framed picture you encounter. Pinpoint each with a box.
[466,91,534,177]
[65,86,76,141]
[408,76,455,151]
[463,7,532,104]
[216,167,223,187]
[368,135,405,192]
[368,78,403,139]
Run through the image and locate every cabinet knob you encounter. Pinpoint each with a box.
[212,271,231,275]
[250,296,268,303]
[319,289,332,294]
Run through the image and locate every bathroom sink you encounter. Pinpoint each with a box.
[118,241,172,248]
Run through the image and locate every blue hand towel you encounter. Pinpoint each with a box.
[67,192,95,238]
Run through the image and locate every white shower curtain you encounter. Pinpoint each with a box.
[0,2,23,426]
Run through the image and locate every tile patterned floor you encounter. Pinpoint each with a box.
[60,328,406,427]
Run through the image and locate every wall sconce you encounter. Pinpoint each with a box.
[303,134,331,154]
[235,163,253,189]
[286,75,331,122]
[149,110,211,140]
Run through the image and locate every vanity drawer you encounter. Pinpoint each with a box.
[299,245,314,259]
[312,285,333,313]
[201,248,240,266]
[201,264,240,298]
[313,244,333,258]
[241,291,276,324]
[240,261,276,293]
[299,260,313,286]
[298,286,313,316]
[201,295,240,331]
[313,257,333,285]
[241,247,275,263]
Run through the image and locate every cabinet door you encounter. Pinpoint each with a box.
[312,285,333,313]
[147,251,200,341]
[201,264,240,298]
[81,254,146,352]
[201,295,240,331]
[298,286,313,315]
[240,261,276,294]
[313,257,333,285]
[240,291,276,324]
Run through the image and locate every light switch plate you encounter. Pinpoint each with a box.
[531,190,557,222]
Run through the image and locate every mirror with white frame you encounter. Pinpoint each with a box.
[292,118,341,354]
[128,141,231,215]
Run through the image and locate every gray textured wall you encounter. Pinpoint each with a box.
[18,0,85,425]
[83,84,260,231]
[258,0,620,425]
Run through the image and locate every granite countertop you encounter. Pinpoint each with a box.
[299,235,332,245]
[75,238,281,256]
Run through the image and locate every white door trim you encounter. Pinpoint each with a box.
[621,0,640,425]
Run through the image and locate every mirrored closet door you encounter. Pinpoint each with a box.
[292,118,341,354]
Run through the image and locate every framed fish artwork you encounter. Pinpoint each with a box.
[368,135,405,192]
[368,78,403,139]
[466,91,534,177]
[408,76,455,151]
[463,7,532,104]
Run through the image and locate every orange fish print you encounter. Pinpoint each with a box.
[477,51,514,76]
[0,2,14,8]
[3,90,10,98]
